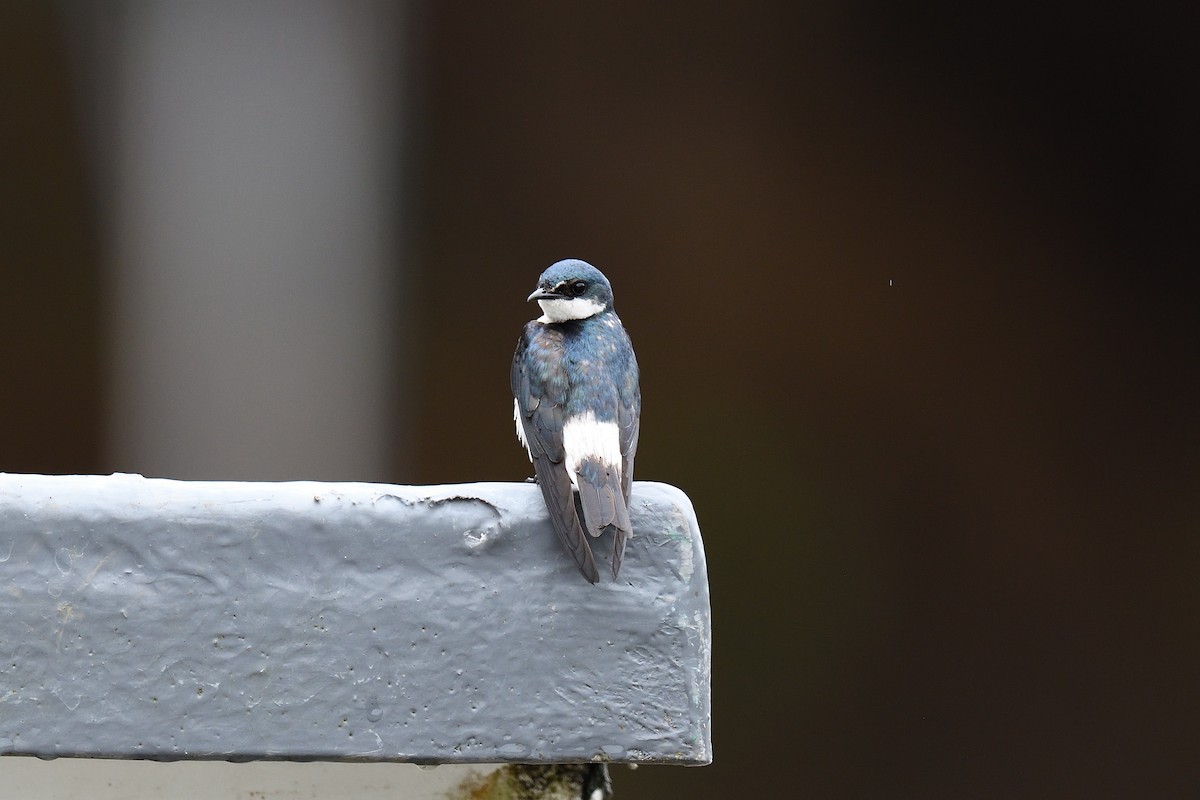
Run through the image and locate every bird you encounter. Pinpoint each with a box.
[511,259,641,583]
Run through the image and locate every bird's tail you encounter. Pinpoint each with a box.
[576,459,632,580]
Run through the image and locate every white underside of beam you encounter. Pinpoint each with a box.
[0,760,499,800]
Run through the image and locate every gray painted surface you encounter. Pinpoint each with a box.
[0,475,710,765]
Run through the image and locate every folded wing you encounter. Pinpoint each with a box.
[512,325,599,583]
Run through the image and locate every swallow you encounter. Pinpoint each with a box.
[512,259,641,582]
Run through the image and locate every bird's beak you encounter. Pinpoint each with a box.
[527,288,562,302]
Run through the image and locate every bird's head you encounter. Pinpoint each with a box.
[527,259,615,323]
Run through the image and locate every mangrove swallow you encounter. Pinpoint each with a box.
[511,259,641,583]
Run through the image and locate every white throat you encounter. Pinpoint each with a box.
[536,297,605,323]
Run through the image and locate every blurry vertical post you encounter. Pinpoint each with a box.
[81,0,411,481]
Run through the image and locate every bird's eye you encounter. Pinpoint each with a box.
[570,281,587,296]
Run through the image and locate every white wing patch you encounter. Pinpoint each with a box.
[536,296,605,323]
[562,411,622,489]
[514,397,533,460]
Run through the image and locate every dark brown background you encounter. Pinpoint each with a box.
[4,2,1198,796]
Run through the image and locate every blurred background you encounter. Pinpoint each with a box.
[3,1,1198,797]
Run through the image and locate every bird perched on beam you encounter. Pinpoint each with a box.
[512,259,641,583]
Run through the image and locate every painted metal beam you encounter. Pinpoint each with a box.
[0,474,711,766]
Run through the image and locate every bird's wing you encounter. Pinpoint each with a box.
[512,324,599,583]
[609,348,641,578]
[618,369,640,510]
